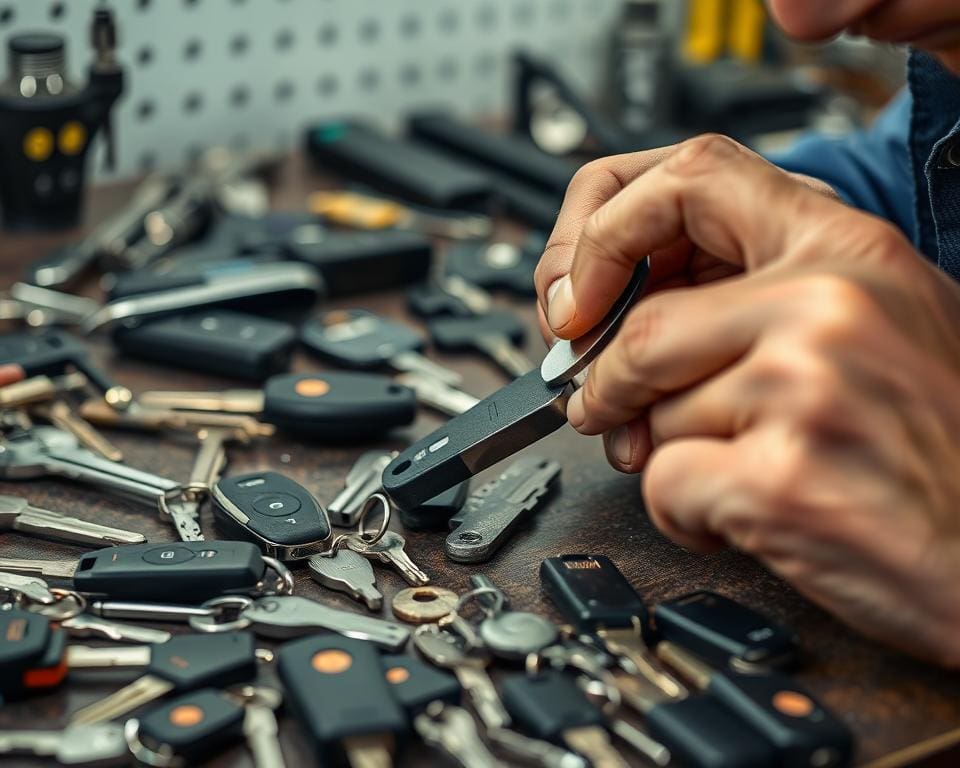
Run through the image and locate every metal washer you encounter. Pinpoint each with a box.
[392,586,459,624]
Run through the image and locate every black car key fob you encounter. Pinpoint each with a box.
[212,471,331,560]
[300,309,426,371]
[0,610,56,699]
[655,591,800,671]
[500,670,605,741]
[382,654,461,717]
[284,228,432,296]
[445,240,540,296]
[113,309,297,381]
[540,554,649,632]
[396,479,470,531]
[0,329,119,398]
[261,372,416,439]
[138,688,245,762]
[72,541,270,601]
[278,635,407,759]
[382,369,570,509]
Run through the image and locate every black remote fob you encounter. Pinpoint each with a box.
[540,554,649,632]
[655,591,800,671]
[71,541,268,601]
[382,654,461,717]
[212,471,331,560]
[138,688,245,762]
[113,309,297,381]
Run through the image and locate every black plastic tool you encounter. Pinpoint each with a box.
[212,471,331,560]
[397,480,470,531]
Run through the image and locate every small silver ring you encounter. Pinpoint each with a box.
[317,532,352,557]
[358,492,391,543]
[188,595,254,633]
[453,586,504,616]
[39,588,87,620]
[124,719,182,768]
[260,556,295,595]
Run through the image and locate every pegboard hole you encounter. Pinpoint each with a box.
[231,134,249,150]
[139,152,157,172]
[399,14,420,38]
[359,68,380,91]
[274,80,295,102]
[475,52,497,76]
[275,28,294,51]
[136,0,151,10]
[359,18,380,42]
[399,64,421,87]
[318,23,337,46]
[230,85,250,107]
[438,8,459,33]
[230,34,250,56]
[437,58,459,82]
[0,7,15,25]
[514,2,535,25]
[183,38,203,61]
[475,4,497,29]
[49,2,65,21]
[136,46,154,66]
[183,0,200,8]
[317,74,338,96]
[183,92,204,114]
[136,100,156,121]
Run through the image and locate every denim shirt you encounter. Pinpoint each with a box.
[772,51,960,279]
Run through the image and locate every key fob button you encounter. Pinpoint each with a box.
[141,546,197,565]
[252,493,302,517]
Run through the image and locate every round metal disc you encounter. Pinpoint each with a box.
[392,586,459,624]
[479,611,559,660]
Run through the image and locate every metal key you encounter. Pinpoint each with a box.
[0,723,129,766]
[0,371,89,407]
[0,494,146,546]
[0,571,56,605]
[56,613,173,645]
[301,308,463,386]
[346,530,431,586]
[308,549,383,611]
[71,632,265,725]
[78,398,276,439]
[327,449,396,527]
[383,261,649,510]
[429,311,534,379]
[415,701,507,768]
[227,685,287,768]
[446,455,561,563]
[190,594,411,652]
[30,399,124,462]
[0,426,194,535]
[396,371,480,417]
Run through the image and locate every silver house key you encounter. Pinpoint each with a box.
[346,530,431,586]
[190,595,411,652]
[308,549,384,611]
[327,450,396,527]
[394,372,481,418]
[0,494,146,547]
[414,701,507,768]
[226,685,287,768]
[446,455,561,564]
[0,426,201,541]
[383,261,648,509]
[0,723,129,766]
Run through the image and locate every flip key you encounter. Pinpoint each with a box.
[212,471,331,560]
[383,261,648,509]
[428,310,533,379]
[301,308,462,386]
[139,371,417,440]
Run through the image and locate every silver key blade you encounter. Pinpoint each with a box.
[390,350,463,387]
[414,702,507,768]
[70,674,175,725]
[475,335,535,379]
[455,666,512,731]
[0,570,56,604]
[0,724,129,766]
[395,372,480,417]
[60,614,172,644]
[160,495,204,542]
[486,728,589,768]
[609,719,671,767]
[308,550,384,611]
[65,644,154,669]
[328,450,394,527]
[243,705,287,768]
[562,725,630,768]
[14,508,146,546]
[239,595,410,651]
[347,531,430,586]
[539,260,649,387]
[0,556,79,581]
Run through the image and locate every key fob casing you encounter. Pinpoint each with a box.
[383,369,570,509]
[540,554,649,633]
[138,688,245,761]
[500,671,604,740]
[261,372,416,440]
[0,609,60,699]
[654,591,800,671]
[0,329,116,394]
[397,480,470,531]
[428,310,526,351]
[406,283,475,319]
[71,541,266,601]
[148,633,258,690]
[113,309,297,382]
[300,310,425,370]
[284,229,432,296]
[279,635,407,756]
[382,654,461,717]
[212,471,331,560]
[444,240,540,296]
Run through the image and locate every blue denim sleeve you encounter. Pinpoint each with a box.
[767,89,915,244]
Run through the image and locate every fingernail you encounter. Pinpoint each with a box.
[566,388,585,428]
[610,426,633,465]
[547,275,575,331]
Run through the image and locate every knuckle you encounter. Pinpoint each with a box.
[666,133,742,175]
[796,274,876,340]
[753,346,841,425]
[566,158,622,201]
[749,439,809,512]
[619,300,667,380]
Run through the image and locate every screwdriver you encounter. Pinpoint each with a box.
[137,371,417,440]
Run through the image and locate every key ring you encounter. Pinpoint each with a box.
[319,492,392,556]
[450,586,505,618]
[124,719,183,768]
[259,556,295,596]
[33,588,87,620]
[188,595,255,634]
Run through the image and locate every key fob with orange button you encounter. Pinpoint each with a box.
[260,372,416,439]
[381,654,461,717]
[0,609,68,700]
[137,688,245,763]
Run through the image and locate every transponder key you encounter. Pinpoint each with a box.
[71,632,264,725]
[212,471,331,560]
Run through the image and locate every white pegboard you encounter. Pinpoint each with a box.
[0,0,624,180]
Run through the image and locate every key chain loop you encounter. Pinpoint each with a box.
[357,492,391,543]
[189,595,255,634]
[452,585,505,618]
[34,587,87,620]
[259,556,295,596]
[124,719,183,768]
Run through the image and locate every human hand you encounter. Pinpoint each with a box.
[540,135,960,666]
